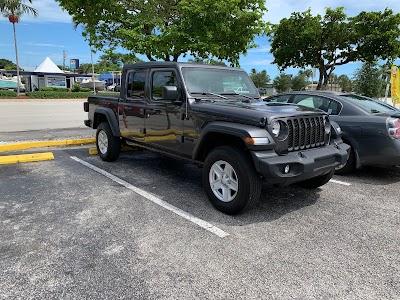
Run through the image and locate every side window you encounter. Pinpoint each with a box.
[293,95,330,112]
[276,95,291,103]
[152,71,177,100]
[126,70,146,99]
[293,95,315,108]
[327,100,341,115]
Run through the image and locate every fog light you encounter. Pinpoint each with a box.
[284,165,290,174]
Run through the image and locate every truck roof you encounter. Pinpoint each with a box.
[122,61,245,72]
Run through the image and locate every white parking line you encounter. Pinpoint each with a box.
[329,179,351,186]
[70,156,229,238]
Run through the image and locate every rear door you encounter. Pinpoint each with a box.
[118,68,147,142]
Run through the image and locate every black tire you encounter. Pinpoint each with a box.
[202,146,261,215]
[335,146,355,175]
[96,122,121,162]
[296,169,334,189]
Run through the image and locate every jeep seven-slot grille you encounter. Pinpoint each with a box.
[287,116,325,151]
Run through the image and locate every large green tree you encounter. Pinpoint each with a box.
[353,62,386,98]
[268,7,400,90]
[291,73,308,91]
[250,69,270,87]
[0,0,38,94]
[273,73,291,93]
[0,58,16,69]
[337,74,353,92]
[56,0,266,66]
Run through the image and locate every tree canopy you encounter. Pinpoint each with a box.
[268,7,400,90]
[249,69,270,87]
[56,0,267,66]
[273,73,291,93]
[353,62,386,98]
[337,74,353,92]
[291,73,308,91]
[0,58,17,69]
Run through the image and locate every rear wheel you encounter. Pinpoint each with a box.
[335,146,355,175]
[96,122,121,162]
[202,146,261,215]
[296,169,334,189]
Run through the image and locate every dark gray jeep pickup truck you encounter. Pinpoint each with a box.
[84,62,349,214]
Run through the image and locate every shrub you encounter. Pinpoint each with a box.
[0,90,18,98]
[26,91,93,99]
[40,87,69,92]
[80,88,91,92]
[40,87,54,91]
[72,83,81,92]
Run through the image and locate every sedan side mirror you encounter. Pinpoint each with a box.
[162,86,178,101]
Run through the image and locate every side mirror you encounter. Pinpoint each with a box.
[162,86,178,101]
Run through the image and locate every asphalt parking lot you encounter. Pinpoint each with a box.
[1,146,400,299]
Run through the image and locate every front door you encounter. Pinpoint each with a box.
[144,68,185,154]
[118,69,147,142]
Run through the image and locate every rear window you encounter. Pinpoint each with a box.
[341,95,396,114]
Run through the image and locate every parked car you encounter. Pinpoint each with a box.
[83,62,349,214]
[265,91,400,174]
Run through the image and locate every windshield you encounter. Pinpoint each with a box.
[341,94,397,114]
[181,67,258,96]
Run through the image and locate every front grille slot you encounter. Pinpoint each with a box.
[287,116,325,152]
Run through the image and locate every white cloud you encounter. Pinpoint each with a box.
[248,46,271,53]
[25,42,66,48]
[242,59,273,66]
[20,0,72,23]
[264,0,400,24]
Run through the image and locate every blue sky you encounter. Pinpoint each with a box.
[0,0,399,81]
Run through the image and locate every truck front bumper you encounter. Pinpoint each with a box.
[251,142,350,186]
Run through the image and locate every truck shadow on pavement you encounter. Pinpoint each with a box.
[75,150,322,225]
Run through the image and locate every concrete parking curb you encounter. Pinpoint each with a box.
[0,138,95,153]
[0,152,54,164]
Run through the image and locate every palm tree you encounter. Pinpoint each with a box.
[0,0,38,95]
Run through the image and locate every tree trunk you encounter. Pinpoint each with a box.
[316,67,324,90]
[13,22,20,95]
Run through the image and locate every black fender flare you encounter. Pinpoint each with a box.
[192,121,274,160]
[94,107,121,137]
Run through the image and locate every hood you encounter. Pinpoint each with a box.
[191,100,325,125]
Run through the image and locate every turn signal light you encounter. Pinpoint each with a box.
[83,101,89,112]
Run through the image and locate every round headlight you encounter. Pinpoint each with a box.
[324,116,331,134]
[272,121,281,137]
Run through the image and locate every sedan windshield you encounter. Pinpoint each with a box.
[181,67,258,97]
[341,94,397,114]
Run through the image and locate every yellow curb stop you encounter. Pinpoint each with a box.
[0,138,96,153]
[0,152,55,165]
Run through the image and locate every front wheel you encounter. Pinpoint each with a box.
[296,169,334,189]
[202,146,261,215]
[96,122,121,162]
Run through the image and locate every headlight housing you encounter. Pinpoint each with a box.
[270,120,288,141]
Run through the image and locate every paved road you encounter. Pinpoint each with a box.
[1,146,399,299]
[0,101,87,132]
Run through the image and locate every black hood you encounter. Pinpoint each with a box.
[191,100,325,125]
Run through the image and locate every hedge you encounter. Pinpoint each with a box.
[40,87,69,92]
[0,90,18,98]
[26,91,93,98]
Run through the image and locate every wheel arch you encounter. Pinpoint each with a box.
[192,121,274,162]
[93,107,121,137]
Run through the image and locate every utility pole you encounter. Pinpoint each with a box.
[63,50,67,71]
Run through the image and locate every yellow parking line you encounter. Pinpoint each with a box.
[0,138,95,153]
[0,152,55,165]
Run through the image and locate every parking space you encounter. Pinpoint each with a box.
[1,146,400,299]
